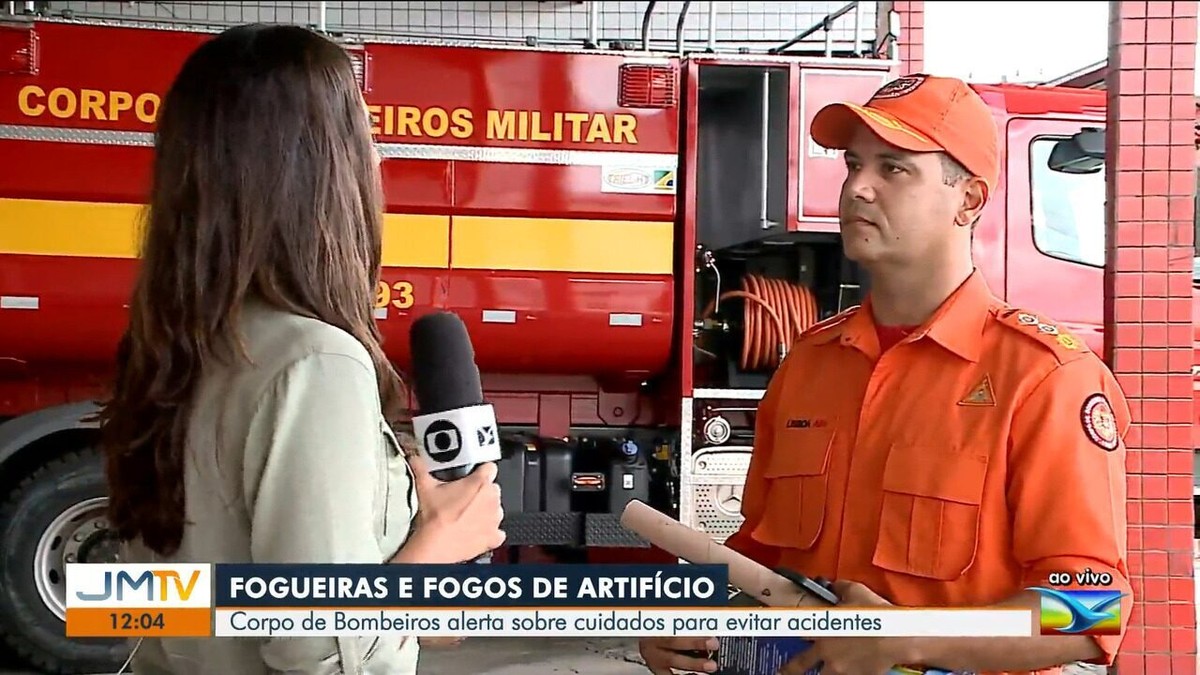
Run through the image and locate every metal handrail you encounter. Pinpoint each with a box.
[10,0,879,58]
[674,1,692,55]
[640,1,657,52]
[769,1,861,55]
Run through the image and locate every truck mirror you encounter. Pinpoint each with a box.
[1048,127,1105,174]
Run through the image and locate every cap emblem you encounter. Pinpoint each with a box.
[872,75,926,100]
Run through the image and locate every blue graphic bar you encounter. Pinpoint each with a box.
[213,563,728,608]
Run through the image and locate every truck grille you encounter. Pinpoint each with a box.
[0,24,37,76]
[619,63,676,108]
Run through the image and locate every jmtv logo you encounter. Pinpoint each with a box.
[68,564,210,607]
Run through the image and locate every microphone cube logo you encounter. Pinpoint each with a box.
[423,419,462,463]
[477,425,497,446]
[1031,587,1123,636]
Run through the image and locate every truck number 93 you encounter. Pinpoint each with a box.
[376,280,414,309]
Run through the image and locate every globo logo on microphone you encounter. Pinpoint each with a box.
[420,420,498,464]
[412,403,502,470]
[423,420,463,463]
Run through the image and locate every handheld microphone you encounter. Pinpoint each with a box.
[408,311,501,482]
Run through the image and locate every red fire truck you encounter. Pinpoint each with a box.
[0,8,1195,674]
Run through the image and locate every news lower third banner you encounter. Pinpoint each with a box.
[65,563,1038,640]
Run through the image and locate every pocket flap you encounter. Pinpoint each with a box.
[764,428,836,478]
[880,443,989,505]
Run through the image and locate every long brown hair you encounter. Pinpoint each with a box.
[98,23,405,556]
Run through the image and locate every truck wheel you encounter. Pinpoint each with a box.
[0,448,129,674]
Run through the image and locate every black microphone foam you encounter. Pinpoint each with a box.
[408,312,501,563]
[409,311,484,414]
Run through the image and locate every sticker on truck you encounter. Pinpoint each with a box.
[601,166,676,195]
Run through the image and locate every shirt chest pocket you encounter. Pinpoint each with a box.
[749,427,836,551]
[871,443,990,581]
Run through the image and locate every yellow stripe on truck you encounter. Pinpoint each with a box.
[382,213,450,268]
[451,215,674,275]
[0,198,145,259]
[0,198,674,274]
[0,199,453,269]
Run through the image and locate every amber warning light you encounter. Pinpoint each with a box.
[571,472,606,492]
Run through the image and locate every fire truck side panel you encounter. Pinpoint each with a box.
[453,163,675,221]
[379,158,453,212]
[362,41,680,388]
[360,42,679,154]
[0,140,150,203]
[1,23,205,134]
[1,22,681,394]
[794,66,892,228]
[0,135,150,366]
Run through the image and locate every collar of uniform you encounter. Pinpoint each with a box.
[809,302,877,352]
[909,269,992,363]
[811,269,992,363]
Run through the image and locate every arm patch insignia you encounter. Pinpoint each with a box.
[1081,393,1120,451]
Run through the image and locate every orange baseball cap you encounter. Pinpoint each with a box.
[810,74,1000,194]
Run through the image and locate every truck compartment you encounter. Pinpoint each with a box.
[693,234,862,391]
[492,431,667,549]
[695,64,790,252]
[689,66,864,392]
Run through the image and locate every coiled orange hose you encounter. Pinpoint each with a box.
[700,274,820,371]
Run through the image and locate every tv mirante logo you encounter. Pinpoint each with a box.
[1030,587,1124,636]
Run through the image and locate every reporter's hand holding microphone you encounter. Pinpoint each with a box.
[394,455,506,564]
[392,311,507,565]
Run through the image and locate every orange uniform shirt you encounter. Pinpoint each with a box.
[724,270,1133,674]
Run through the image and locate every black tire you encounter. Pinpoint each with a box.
[0,448,130,674]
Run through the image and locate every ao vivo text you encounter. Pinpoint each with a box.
[1047,569,1113,587]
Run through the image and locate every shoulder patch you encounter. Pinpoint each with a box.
[1081,393,1120,451]
[994,308,1090,363]
[799,305,860,341]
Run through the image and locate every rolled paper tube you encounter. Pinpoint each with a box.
[620,500,827,608]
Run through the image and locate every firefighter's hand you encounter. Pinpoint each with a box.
[780,580,902,675]
[827,579,892,607]
[638,636,719,675]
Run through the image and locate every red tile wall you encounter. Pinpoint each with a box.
[1104,1,1198,672]
[891,0,924,72]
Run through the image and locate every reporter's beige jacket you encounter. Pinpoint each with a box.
[120,297,420,674]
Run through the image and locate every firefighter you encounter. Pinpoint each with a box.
[638,74,1132,675]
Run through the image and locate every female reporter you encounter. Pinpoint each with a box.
[97,23,504,674]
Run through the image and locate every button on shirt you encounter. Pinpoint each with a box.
[724,270,1132,675]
